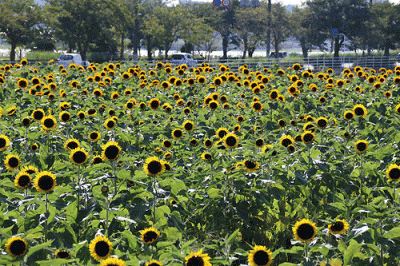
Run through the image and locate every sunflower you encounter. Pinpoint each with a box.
[161,139,173,150]
[92,156,104,165]
[216,128,229,139]
[355,140,368,153]
[104,118,116,130]
[7,107,17,116]
[21,117,30,127]
[31,143,39,151]
[41,116,57,130]
[78,111,86,120]
[172,128,184,139]
[0,134,10,151]
[280,135,294,148]
[64,139,80,151]
[201,152,213,162]
[353,104,367,118]
[344,111,355,121]
[149,98,161,110]
[181,120,194,132]
[384,91,392,98]
[58,111,70,123]
[328,219,349,235]
[185,249,212,266]
[255,138,264,148]
[70,148,89,165]
[144,156,165,176]
[203,139,213,148]
[140,227,160,244]
[316,117,328,129]
[224,133,239,148]
[89,235,113,262]
[209,100,219,110]
[248,245,273,266]
[55,250,70,259]
[93,88,104,97]
[34,171,56,193]
[302,131,315,144]
[233,124,241,132]
[319,96,327,103]
[278,119,286,127]
[18,78,29,89]
[5,154,20,171]
[244,159,259,172]
[102,141,122,161]
[146,260,162,266]
[387,164,400,181]
[100,257,126,266]
[14,171,31,189]
[344,132,350,139]
[5,237,28,258]
[269,89,279,100]
[293,219,318,243]
[251,101,263,112]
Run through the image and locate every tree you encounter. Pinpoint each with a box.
[368,2,400,56]
[306,0,370,58]
[0,0,42,62]
[269,3,290,58]
[45,0,121,61]
[290,6,328,58]
[234,6,267,58]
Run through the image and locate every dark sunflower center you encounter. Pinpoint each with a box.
[164,141,172,148]
[33,111,44,120]
[344,132,350,138]
[18,175,30,187]
[140,104,146,109]
[151,101,159,109]
[19,81,27,87]
[356,142,367,152]
[185,124,193,131]
[187,256,204,266]
[226,136,237,147]
[245,160,256,169]
[331,221,344,232]
[127,102,133,108]
[253,250,270,265]
[279,120,286,127]
[32,145,38,150]
[44,118,55,128]
[256,139,263,146]
[297,223,315,240]
[38,175,54,191]
[10,240,26,256]
[389,168,400,180]
[9,157,19,168]
[205,154,212,160]
[93,157,103,164]
[281,138,292,147]
[303,133,314,143]
[164,164,171,171]
[105,146,119,160]
[210,102,218,109]
[318,120,327,128]
[354,108,364,116]
[174,130,182,138]
[88,109,96,115]
[215,79,221,85]
[270,92,278,99]
[218,131,227,138]
[67,142,78,150]
[90,133,99,140]
[148,263,160,266]
[191,139,197,145]
[79,113,85,119]
[345,113,353,119]
[148,161,162,175]
[0,138,6,148]
[288,145,295,152]
[22,119,30,126]
[94,241,110,257]
[238,117,244,122]
[205,140,212,146]
[107,121,115,128]
[254,103,261,110]
[73,151,87,164]
[144,231,158,243]
[57,251,70,259]
[62,113,70,121]
[320,98,326,103]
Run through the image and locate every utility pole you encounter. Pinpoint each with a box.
[266,0,271,57]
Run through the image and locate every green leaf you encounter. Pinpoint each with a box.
[26,240,53,257]
[47,205,57,224]
[117,170,131,180]
[207,188,221,199]
[384,227,400,239]
[155,205,171,222]
[121,231,138,250]
[343,239,362,265]
[35,259,76,265]
[226,229,240,247]
[182,238,197,249]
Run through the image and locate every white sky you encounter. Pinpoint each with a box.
[169,0,400,6]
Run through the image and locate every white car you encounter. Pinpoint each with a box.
[170,53,197,67]
[56,53,90,67]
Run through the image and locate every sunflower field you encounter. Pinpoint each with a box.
[1,59,400,266]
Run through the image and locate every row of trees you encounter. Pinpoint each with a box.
[0,0,400,62]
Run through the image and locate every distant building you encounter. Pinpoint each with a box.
[240,0,260,7]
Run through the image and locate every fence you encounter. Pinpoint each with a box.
[111,55,400,72]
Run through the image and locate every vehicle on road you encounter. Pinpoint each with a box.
[169,53,197,67]
[56,53,90,67]
[270,52,287,58]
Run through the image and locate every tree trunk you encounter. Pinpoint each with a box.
[248,47,255,57]
[146,35,152,61]
[222,32,229,59]
[10,40,17,62]
[274,32,279,59]
[384,42,390,56]
[133,18,140,61]
[77,42,87,61]
[120,32,125,60]
[242,35,247,59]
[300,38,308,58]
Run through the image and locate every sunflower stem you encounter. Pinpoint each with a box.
[393,182,397,207]
[44,192,48,243]
[77,165,80,242]
[153,175,157,226]
[105,195,109,237]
